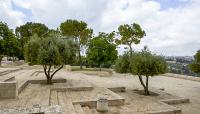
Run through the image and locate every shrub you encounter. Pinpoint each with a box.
[115,52,130,73]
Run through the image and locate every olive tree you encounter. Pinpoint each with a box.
[189,50,200,76]
[130,47,167,95]
[25,33,76,84]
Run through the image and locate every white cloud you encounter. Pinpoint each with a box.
[0,0,25,28]
[1,0,200,56]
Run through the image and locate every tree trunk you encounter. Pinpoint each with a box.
[43,65,63,85]
[0,55,3,66]
[138,75,146,91]
[129,45,133,56]
[78,49,83,69]
[46,76,52,84]
[145,76,150,95]
[50,65,63,79]
[138,75,150,95]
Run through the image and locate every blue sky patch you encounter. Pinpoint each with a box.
[11,1,32,22]
[150,0,190,10]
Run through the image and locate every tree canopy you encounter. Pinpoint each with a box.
[189,50,200,76]
[0,22,20,65]
[117,23,145,55]
[15,22,49,58]
[15,22,49,38]
[25,33,76,84]
[60,19,93,69]
[114,52,130,73]
[86,32,117,68]
[130,48,167,95]
[115,47,167,95]
[130,48,167,76]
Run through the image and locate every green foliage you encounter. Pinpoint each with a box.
[15,22,48,58]
[15,22,49,38]
[115,47,167,95]
[25,33,75,65]
[86,32,117,68]
[25,33,76,84]
[60,19,93,69]
[0,22,20,62]
[189,50,200,75]
[24,35,40,65]
[114,52,130,73]
[130,49,168,76]
[60,19,93,44]
[117,23,145,54]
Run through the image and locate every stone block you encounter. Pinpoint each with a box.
[0,81,18,99]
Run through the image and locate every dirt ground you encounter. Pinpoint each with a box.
[0,67,200,114]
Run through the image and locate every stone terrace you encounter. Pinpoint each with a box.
[0,67,199,114]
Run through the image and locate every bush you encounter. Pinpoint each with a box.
[114,52,130,73]
[189,50,200,76]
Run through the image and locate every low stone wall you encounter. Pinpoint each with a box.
[148,108,181,114]
[18,78,67,93]
[161,98,190,105]
[28,78,67,84]
[4,76,15,82]
[52,86,93,91]
[18,80,29,94]
[108,87,126,92]
[163,73,200,82]
[0,81,18,99]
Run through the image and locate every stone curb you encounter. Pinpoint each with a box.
[163,73,200,82]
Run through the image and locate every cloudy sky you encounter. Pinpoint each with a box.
[0,0,199,56]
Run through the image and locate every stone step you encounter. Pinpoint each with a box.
[22,85,50,107]
[0,75,15,82]
[0,68,22,76]
[50,90,58,105]
[57,91,76,114]
[18,80,29,93]
[36,86,50,106]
